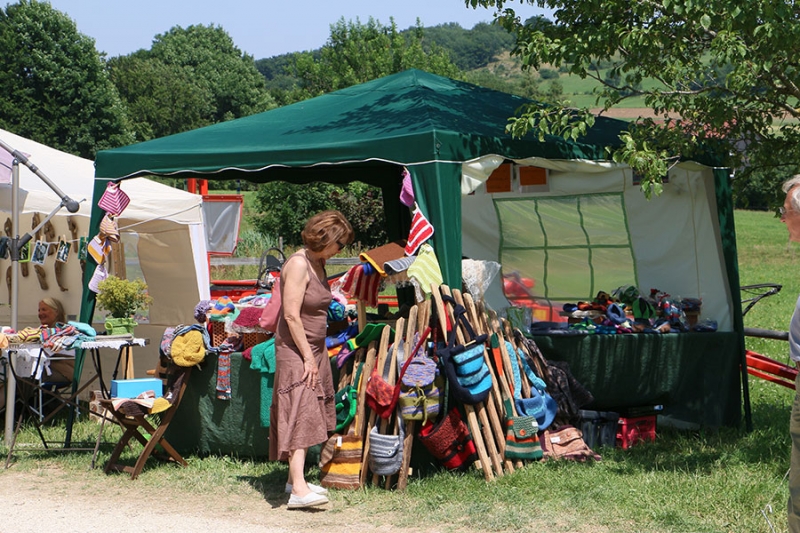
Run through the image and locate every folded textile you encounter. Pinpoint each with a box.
[249,338,276,427]
[384,256,415,275]
[359,240,407,277]
[68,321,97,337]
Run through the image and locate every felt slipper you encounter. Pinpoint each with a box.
[354,322,394,347]
[34,264,48,291]
[3,217,10,237]
[20,261,28,278]
[287,491,329,509]
[67,216,79,242]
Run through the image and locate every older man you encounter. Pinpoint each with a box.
[784,175,800,532]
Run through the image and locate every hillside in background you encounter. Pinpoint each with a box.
[254,20,655,117]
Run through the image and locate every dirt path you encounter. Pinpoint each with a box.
[0,467,429,533]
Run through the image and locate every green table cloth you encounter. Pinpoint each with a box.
[165,352,269,457]
[531,332,742,428]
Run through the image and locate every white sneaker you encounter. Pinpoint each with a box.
[287,491,329,509]
[285,482,328,495]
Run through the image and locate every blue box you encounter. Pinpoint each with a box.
[110,378,163,399]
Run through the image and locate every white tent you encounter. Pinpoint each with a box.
[0,128,210,365]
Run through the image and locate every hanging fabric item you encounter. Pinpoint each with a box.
[336,263,380,307]
[399,167,415,207]
[407,244,443,295]
[405,204,434,256]
[98,181,131,216]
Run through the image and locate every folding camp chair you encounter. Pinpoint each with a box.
[99,361,192,480]
[5,345,100,468]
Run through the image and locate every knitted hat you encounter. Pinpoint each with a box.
[210,296,236,317]
[171,329,207,367]
[194,299,213,323]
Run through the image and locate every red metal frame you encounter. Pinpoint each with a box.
[745,350,797,390]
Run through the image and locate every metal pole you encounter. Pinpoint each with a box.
[4,161,19,446]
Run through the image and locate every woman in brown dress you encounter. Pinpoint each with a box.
[269,210,353,510]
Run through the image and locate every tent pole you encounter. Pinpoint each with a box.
[4,162,20,446]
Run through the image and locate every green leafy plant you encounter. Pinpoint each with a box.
[96,276,153,319]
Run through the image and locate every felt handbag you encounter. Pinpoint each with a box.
[437,299,491,405]
[398,332,441,423]
[540,425,601,462]
[319,427,363,490]
[367,416,405,476]
[365,327,431,419]
[258,278,281,332]
[503,398,543,461]
[418,406,478,471]
[99,214,120,243]
[97,181,131,216]
[335,362,362,433]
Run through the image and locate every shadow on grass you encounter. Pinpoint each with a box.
[238,466,290,508]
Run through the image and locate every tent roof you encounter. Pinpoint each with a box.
[0,127,203,224]
[94,69,628,180]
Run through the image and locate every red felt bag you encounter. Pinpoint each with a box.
[418,407,478,470]
[366,327,430,419]
[258,278,281,332]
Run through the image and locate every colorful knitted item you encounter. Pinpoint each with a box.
[338,263,381,307]
[210,296,236,317]
[216,347,233,400]
[194,299,213,323]
[399,167,415,207]
[233,305,263,328]
[405,205,434,256]
[407,244,443,295]
[249,338,276,427]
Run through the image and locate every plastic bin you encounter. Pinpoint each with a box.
[616,415,657,449]
[578,409,619,450]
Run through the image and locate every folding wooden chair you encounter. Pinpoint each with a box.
[99,362,192,480]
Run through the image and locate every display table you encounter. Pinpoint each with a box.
[165,352,269,457]
[531,331,742,428]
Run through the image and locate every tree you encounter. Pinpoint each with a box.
[148,25,275,122]
[108,52,214,141]
[0,0,133,158]
[467,0,800,198]
[108,24,276,141]
[287,17,462,101]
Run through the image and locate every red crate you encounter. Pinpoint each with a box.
[616,415,656,449]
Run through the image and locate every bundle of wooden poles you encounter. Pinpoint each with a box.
[334,284,546,489]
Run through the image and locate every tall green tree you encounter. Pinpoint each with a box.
[468,0,800,198]
[148,24,275,122]
[286,17,462,101]
[108,52,214,141]
[108,24,276,142]
[0,0,132,158]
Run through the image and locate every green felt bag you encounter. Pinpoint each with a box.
[504,398,543,461]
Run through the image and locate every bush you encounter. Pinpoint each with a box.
[538,68,559,80]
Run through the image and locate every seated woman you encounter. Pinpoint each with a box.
[38,297,74,383]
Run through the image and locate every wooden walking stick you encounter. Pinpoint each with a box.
[372,317,404,488]
[396,304,419,491]
[443,286,503,478]
[360,324,393,486]
[432,284,496,480]
[455,290,512,475]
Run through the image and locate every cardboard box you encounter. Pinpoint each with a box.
[111,378,163,399]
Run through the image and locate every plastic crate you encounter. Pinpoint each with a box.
[209,321,227,347]
[616,415,656,449]
[242,331,270,349]
[578,409,619,450]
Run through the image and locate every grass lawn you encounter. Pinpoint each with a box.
[2,209,798,532]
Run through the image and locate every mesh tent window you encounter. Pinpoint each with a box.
[495,193,639,302]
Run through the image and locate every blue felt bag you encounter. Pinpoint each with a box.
[437,298,491,405]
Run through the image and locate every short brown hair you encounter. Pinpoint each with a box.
[301,210,354,252]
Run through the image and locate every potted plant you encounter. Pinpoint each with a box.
[96,275,154,335]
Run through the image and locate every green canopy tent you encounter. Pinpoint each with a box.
[82,69,748,433]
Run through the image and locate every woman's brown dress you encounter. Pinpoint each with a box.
[269,252,335,461]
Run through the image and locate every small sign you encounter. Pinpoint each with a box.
[31,240,48,265]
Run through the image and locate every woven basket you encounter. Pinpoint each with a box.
[243,331,270,348]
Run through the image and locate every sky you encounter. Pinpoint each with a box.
[45,0,550,60]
